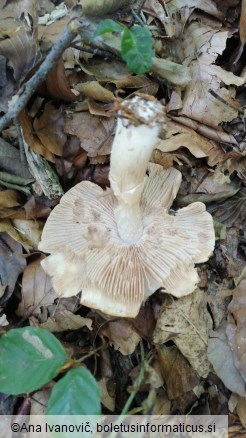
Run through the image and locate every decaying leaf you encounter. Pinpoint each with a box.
[0,138,31,178]
[208,324,246,397]
[64,112,114,158]
[156,344,199,400]
[209,189,246,226]
[45,58,78,101]
[154,290,212,377]
[226,268,246,384]
[30,309,92,332]
[100,319,140,356]
[98,377,115,411]
[20,110,55,162]
[75,81,115,103]
[152,58,191,87]
[17,255,56,317]
[0,32,41,83]
[178,17,245,127]
[33,102,67,156]
[79,0,134,16]
[155,119,214,158]
[0,233,26,304]
[0,218,40,251]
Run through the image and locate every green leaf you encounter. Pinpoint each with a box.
[47,367,101,415]
[94,19,123,37]
[0,327,67,395]
[121,25,154,74]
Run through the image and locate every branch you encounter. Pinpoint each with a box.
[0,19,80,132]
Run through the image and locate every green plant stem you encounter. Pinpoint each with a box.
[120,339,146,416]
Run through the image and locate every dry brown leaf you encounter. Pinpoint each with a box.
[208,324,246,397]
[30,309,92,332]
[156,344,199,400]
[45,58,78,101]
[0,233,26,302]
[17,255,55,317]
[38,16,70,49]
[75,81,115,103]
[0,219,37,250]
[153,389,171,415]
[0,190,20,209]
[226,268,246,384]
[154,289,212,377]
[101,319,140,355]
[112,75,159,95]
[0,32,40,82]
[80,59,130,82]
[33,102,66,157]
[155,119,214,158]
[0,138,31,178]
[240,0,246,45]
[169,115,237,145]
[98,377,115,412]
[64,112,114,158]
[79,0,134,15]
[12,218,41,250]
[209,189,246,227]
[178,18,245,127]
[19,110,55,162]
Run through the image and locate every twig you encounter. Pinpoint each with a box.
[0,19,80,132]
[129,0,147,27]
[14,117,25,163]
[72,43,120,60]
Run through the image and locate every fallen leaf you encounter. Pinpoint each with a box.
[20,110,55,162]
[154,290,212,377]
[64,112,114,158]
[0,138,31,178]
[156,344,199,399]
[12,218,42,250]
[180,19,244,127]
[0,190,20,209]
[155,119,214,158]
[75,81,115,103]
[98,377,115,411]
[30,309,92,332]
[152,58,191,87]
[0,32,41,82]
[45,58,78,101]
[226,268,246,383]
[0,233,26,304]
[101,319,140,356]
[17,255,56,317]
[33,102,67,157]
[208,324,246,397]
[209,189,246,226]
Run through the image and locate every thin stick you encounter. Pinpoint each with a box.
[0,19,80,132]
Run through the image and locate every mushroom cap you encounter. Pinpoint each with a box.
[39,163,215,318]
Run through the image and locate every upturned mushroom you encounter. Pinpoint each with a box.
[39,95,215,317]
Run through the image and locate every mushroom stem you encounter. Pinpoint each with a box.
[109,96,164,243]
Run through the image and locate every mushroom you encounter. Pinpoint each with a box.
[39,95,215,318]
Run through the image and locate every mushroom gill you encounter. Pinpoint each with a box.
[39,95,215,317]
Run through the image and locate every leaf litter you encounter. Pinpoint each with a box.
[0,0,245,428]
